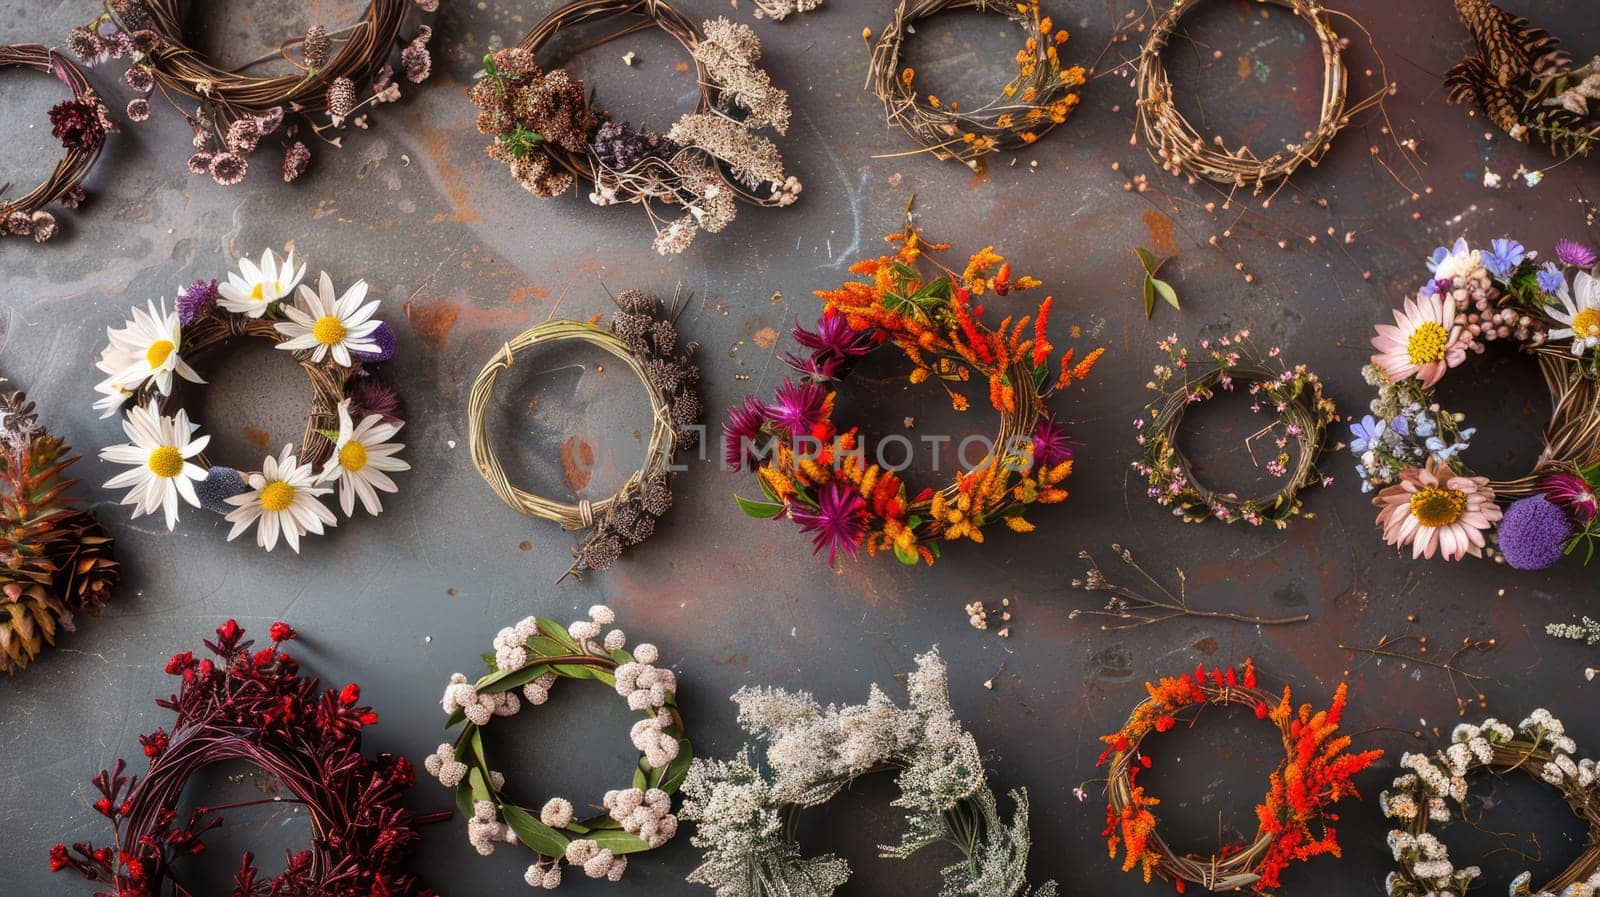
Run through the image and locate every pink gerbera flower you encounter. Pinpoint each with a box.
[1372,459,1501,561]
[1370,294,1467,387]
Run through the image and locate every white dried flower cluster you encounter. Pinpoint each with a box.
[423,743,467,788]
[441,672,521,726]
[540,797,575,828]
[524,859,562,890]
[604,787,678,847]
[1381,711,1599,897]
[681,650,1056,897]
[468,799,518,856]
[752,0,823,21]
[631,715,681,768]
[615,650,676,711]
[695,18,791,134]
[565,838,627,881]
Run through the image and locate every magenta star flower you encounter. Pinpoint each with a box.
[1542,472,1598,521]
[767,379,828,436]
[1555,239,1598,270]
[790,480,868,565]
[722,395,770,471]
[1030,413,1074,468]
[783,313,877,382]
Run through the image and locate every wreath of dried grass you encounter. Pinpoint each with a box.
[1133,0,1392,192]
[472,0,800,255]
[468,289,700,579]
[1098,661,1382,893]
[428,608,689,890]
[0,44,112,243]
[866,0,1086,170]
[1133,330,1338,528]
[680,649,1056,897]
[71,0,438,185]
[1380,711,1600,897]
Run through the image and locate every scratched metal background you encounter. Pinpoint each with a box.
[1,0,1596,895]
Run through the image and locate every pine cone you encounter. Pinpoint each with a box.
[0,582,72,676]
[327,77,357,121]
[54,512,119,615]
[1453,0,1565,86]
[1446,55,1526,137]
[303,24,331,69]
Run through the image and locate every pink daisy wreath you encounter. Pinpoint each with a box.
[1354,236,1600,567]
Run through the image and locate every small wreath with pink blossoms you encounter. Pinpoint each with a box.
[1133,330,1338,528]
[427,606,690,891]
[1355,236,1600,567]
[93,249,408,553]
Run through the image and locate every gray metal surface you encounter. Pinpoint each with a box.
[1,1,1596,896]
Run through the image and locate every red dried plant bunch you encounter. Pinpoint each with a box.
[0,44,113,243]
[1097,661,1382,893]
[726,223,1102,567]
[50,620,444,897]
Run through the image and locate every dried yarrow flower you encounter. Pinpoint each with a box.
[283,141,312,182]
[668,113,786,191]
[122,65,153,94]
[753,0,823,19]
[695,18,791,134]
[209,151,247,186]
[512,69,596,153]
[226,117,260,153]
[125,97,150,123]
[506,153,572,198]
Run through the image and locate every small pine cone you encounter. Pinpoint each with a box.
[611,312,652,354]
[608,500,639,534]
[649,320,677,355]
[327,77,357,121]
[303,25,331,69]
[55,512,120,614]
[623,514,655,546]
[580,534,624,571]
[283,141,312,182]
[644,359,685,394]
[615,289,660,315]
[7,210,34,235]
[209,152,248,186]
[641,477,671,517]
[670,391,702,429]
[226,117,260,153]
[402,40,433,83]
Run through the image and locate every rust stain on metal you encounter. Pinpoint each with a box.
[561,437,595,492]
[404,296,534,352]
[752,326,779,349]
[243,427,270,451]
[418,123,484,224]
[1141,209,1179,257]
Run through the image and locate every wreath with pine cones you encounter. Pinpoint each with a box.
[467,288,700,579]
[50,619,445,897]
[0,389,120,675]
[69,0,438,185]
[0,44,113,243]
[469,1,801,255]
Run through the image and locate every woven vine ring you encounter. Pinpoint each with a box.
[429,607,690,890]
[467,289,700,577]
[0,44,111,242]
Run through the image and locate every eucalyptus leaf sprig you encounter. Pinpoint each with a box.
[1135,247,1180,319]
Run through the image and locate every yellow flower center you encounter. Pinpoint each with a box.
[1573,308,1600,337]
[1406,322,1450,366]
[250,283,265,301]
[147,445,183,478]
[339,440,368,472]
[1409,484,1466,528]
[260,481,297,512]
[146,339,175,368]
[312,315,347,346]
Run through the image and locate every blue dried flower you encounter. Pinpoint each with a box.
[1482,239,1525,279]
[1537,262,1567,297]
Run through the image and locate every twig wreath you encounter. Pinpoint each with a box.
[71,0,438,185]
[1380,711,1600,897]
[50,619,444,897]
[1133,330,1338,527]
[1098,661,1382,892]
[725,220,1102,567]
[468,289,700,579]
[470,2,801,255]
[1355,237,1600,566]
[0,44,112,243]
[866,0,1086,170]
[1134,0,1392,191]
[427,607,690,890]
[0,389,121,675]
[94,249,408,553]
[681,649,1057,897]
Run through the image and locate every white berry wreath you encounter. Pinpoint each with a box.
[1380,709,1600,897]
[426,606,690,890]
[94,249,408,552]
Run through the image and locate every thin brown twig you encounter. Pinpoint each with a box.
[1069,545,1310,630]
[1338,633,1499,716]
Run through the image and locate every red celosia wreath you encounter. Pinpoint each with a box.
[1097,661,1382,893]
[724,224,1102,567]
[50,620,445,897]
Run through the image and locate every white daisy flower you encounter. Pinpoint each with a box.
[91,374,133,419]
[318,400,409,516]
[218,249,305,318]
[1549,271,1600,355]
[224,445,336,552]
[100,401,210,530]
[101,300,204,396]
[273,272,381,366]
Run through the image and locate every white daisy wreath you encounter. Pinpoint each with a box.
[94,249,409,552]
[426,605,690,891]
[1380,710,1600,897]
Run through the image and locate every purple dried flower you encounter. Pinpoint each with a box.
[1542,472,1598,521]
[401,43,432,83]
[1030,413,1074,468]
[348,377,401,422]
[126,97,150,122]
[723,396,770,471]
[283,141,312,183]
[789,480,868,566]
[350,321,397,363]
[226,117,260,153]
[767,379,828,436]
[209,152,247,186]
[123,65,153,94]
[67,27,105,64]
[792,313,876,358]
[1498,495,1574,571]
[1556,239,1598,270]
[48,100,106,152]
[177,279,219,325]
[58,186,86,209]
[256,106,285,136]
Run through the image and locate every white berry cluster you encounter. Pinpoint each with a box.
[422,743,467,788]
[565,838,627,881]
[615,646,675,711]
[605,787,678,847]
[1381,711,1599,897]
[468,799,518,856]
[441,671,521,725]
[631,715,681,769]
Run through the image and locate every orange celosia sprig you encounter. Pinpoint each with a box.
[729,225,1100,568]
[1098,662,1381,892]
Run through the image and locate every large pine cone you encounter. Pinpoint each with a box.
[0,580,72,675]
[54,511,120,615]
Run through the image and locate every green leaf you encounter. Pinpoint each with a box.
[536,618,580,653]
[893,544,920,565]
[588,830,652,855]
[476,663,553,694]
[735,494,786,519]
[468,767,491,805]
[444,707,466,729]
[551,662,597,679]
[1142,277,1157,319]
[527,635,576,660]
[1152,277,1180,310]
[632,765,649,790]
[500,803,571,858]
[659,738,693,794]
[455,783,475,821]
[1135,247,1157,273]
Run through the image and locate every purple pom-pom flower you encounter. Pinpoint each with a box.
[177,279,219,326]
[1555,239,1598,270]
[350,320,397,363]
[1498,494,1574,571]
[1030,413,1073,468]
